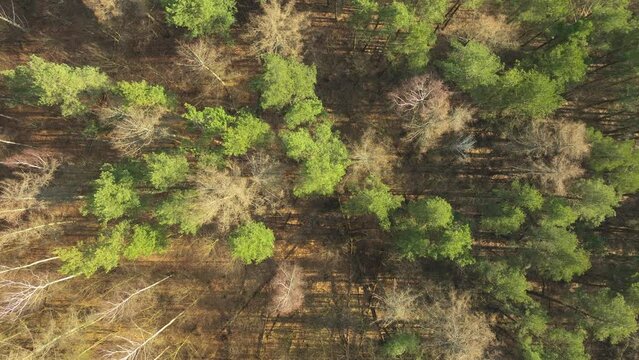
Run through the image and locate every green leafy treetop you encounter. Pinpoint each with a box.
[162,0,236,37]
[385,19,436,73]
[144,153,190,191]
[123,224,168,260]
[394,197,474,265]
[480,181,543,235]
[570,178,619,227]
[115,80,176,110]
[343,176,403,230]
[86,164,141,223]
[155,190,201,235]
[229,221,275,264]
[577,288,638,344]
[56,222,167,277]
[535,328,589,360]
[587,128,639,195]
[2,55,110,117]
[281,120,350,197]
[184,103,236,135]
[183,104,271,156]
[284,98,324,129]
[381,332,421,358]
[477,261,531,304]
[439,40,504,91]
[538,197,578,228]
[480,68,563,119]
[534,26,591,89]
[257,54,318,110]
[525,225,590,282]
[222,111,271,156]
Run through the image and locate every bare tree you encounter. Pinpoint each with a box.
[0,273,77,318]
[511,120,590,194]
[177,40,229,86]
[422,291,495,360]
[246,153,288,213]
[0,256,59,276]
[0,0,27,32]
[99,276,170,323]
[444,13,518,50]
[99,107,167,157]
[0,216,69,249]
[347,129,398,183]
[390,75,473,154]
[190,164,257,232]
[269,263,305,315]
[375,283,422,328]
[1,149,60,173]
[246,0,309,59]
[103,310,185,360]
[22,276,171,358]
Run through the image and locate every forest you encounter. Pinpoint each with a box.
[0,0,638,358]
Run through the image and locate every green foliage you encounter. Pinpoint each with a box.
[281,121,350,196]
[162,0,236,37]
[439,40,504,91]
[155,190,201,235]
[535,29,590,88]
[123,224,168,260]
[577,289,638,344]
[56,222,167,277]
[144,153,189,191]
[481,206,526,236]
[479,68,563,119]
[284,98,324,129]
[385,20,436,72]
[184,103,235,135]
[570,178,619,227]
[394,197,474,265]
[183,105,271,156]
[87,164,141,223]
[229,221,275,264]
[257,54,318,110]
[2,55,110,117]
[350,0,443,72]
[515,0,570,25]
[538,197,578,228]
[222,111,271,156]
[587,129,639,194]
[115,80,175,109]
[343,177,403,230]
[381,332,421,358]
[56,222,129,277]
[481,181,543,235]
[540,328,589,360]
[526,225,590,281]
[477,261,531,304]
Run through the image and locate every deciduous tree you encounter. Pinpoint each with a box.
[229,221,275,264]
[269,262,305,315]
[85,164,141,223]
[439,40,503,92]
[2,56,110,117]
[343,176,403,230]
[394,196,474,265]
[162,0,236,37]
[246,0,308,59]
[256,54,317,110]
[144,152,189,191]
[281,120,349,196]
